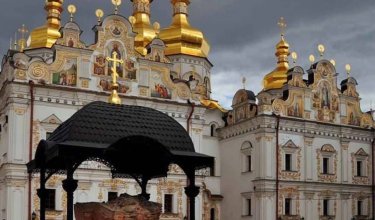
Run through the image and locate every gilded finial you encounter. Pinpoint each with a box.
[242,76,247,89]
[129,16,136,26]
[291,51,298,64]
[111,0,122,15]
[330,59,336,67]
[67,5,77,22]
[345,64,351,78]
[106,51,124,104]
[153,22,161,35]
[14,32,18,50]
[309,54,315,64]
[277,17,287,38]
[318,44,325,57]
[95,9,104,24]
[18,24,29,52]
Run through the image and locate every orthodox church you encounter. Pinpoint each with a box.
[0,0,373,220]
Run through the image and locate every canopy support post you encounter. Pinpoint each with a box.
[62,166,78,220]
[185,170,199,220]
[37,165,46,220]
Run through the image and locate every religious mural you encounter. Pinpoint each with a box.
[125,59,137,80]
[93,55,106,76]
[98,79,130,94]
[287,96,303,118]
[151,72,171,99]
[52,59,77,86]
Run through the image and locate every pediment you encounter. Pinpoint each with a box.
[282,140,298,149]
[41,114,62,125]
[355,148,368,157]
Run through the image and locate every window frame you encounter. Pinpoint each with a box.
[163,194,174,214]
[45,189,56,211]
[241,141,253,173]
[284,198,292,216]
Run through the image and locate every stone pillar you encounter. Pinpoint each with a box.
[340,193,350,220]
[304,192,314,220]
[341,140,349,183]
[304,136,314,181]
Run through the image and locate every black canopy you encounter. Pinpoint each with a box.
[27,101,213,220]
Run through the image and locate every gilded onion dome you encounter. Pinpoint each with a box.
[159,0,210,58]
[29,0,64,49]
[263,17,290,91]
[130,0,157,55]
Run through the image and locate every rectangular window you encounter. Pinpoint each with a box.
[108,192,117,202]
[285,154,292,171]
[247,199,251,216]
[45,189,56,210]
[357,161,363,176]
[248,155,252,172]
[285,198,291,215]
[164,194,173,213]
[357,200,363,216]
[210,159,215,176]
[323,199,329,216]
[323,158,329,174]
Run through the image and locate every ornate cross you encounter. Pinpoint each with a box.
[106,51,124,85]
[278,17,287,37]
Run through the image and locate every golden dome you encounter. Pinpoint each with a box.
[29,0,64,49]
[263,18,290,91]
[159,0,210,58]
[263,37,290,90]
[130,0,157,55]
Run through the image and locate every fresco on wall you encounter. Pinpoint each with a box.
[150,72,171,99]
[125,59,137,80]
[93,55,106,76]
[52,59,77,86]
[98,79,130,94]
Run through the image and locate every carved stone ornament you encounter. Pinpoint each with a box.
[176,82,191,100]
[28,62,49,80]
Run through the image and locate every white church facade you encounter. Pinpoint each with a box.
[0,1,373,220]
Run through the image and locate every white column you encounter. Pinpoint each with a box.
[341,141,349,183]
[304,136,314,181]
[304,192,314,220]
[8,104,29,163]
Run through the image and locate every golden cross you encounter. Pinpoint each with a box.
[278,17,287,37]
[18,24,28,40]
[106,51,124,85]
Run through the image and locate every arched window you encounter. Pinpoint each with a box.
[210,124,216,137]
[241,141,253,172]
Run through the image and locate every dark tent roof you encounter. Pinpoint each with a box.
[28,101,213,178]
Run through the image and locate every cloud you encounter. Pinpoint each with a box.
[0,0,373,111]
[210,5,375,110]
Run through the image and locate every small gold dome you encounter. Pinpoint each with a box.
[29,0,64,49]
[159,0,210,58]
[130,0,157,55]
[263,37,290,90]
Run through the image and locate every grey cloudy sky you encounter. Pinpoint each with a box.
[0,0,374,110]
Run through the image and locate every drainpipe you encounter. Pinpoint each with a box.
[275,114,280,220]
[186,101,195,220]
[28,80,35,220]
[371,128,375,219]
[187,101,195,134]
